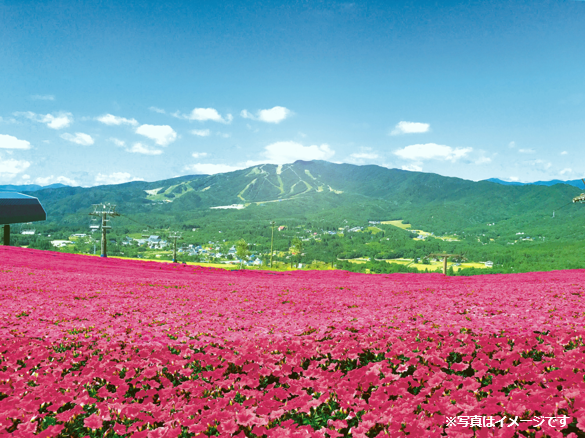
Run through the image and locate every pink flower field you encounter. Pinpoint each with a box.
[1,247,584,438]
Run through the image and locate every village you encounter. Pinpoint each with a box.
[26,218,497,273]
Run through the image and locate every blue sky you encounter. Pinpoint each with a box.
[1,0,584,186]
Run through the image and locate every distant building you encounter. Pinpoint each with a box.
[51,240,73,248]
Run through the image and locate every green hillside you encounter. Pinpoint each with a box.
[28,160,584,234]
[10,160,585,274]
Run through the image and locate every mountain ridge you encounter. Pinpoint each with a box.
[0,183,69,192]
[484,177,585,189]
[25,160,584,241]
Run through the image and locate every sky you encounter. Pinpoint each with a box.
[1,0,584,187]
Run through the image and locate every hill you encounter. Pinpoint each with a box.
[485,177,585,189]
[11,160,585,274]
[29,160,584,236]
[0,183,69,192]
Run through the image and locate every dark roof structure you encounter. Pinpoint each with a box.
[0,192,47,225]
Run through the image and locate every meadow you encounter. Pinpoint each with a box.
[1,246,584,437]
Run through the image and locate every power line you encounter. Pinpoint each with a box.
[270,220,275,268]
[117,213,155,230]
[118,212,183,262]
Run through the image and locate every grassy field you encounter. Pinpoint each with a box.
[367,257,492,272]
[384,220,460,241]
[80,255,339,272]
[382,220,412,229]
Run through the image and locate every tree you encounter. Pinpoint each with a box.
[290,237,304,268]
[236,239,250,269]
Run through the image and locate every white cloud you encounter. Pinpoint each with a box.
[0,116,18,124]
[191,129,211,137]
[34,175,77,186]
[401,164,423,172]
[560,168,572,176]
[390,121,430,135]
[30,95,55,101]
[260,141,335,164]
[525,159,552,171]
[175,108,233,123]
[241,106,293,124]
[95,172,144,185]
[149,106,166,114]
[0,157,30,177]
[475,156,492,164]
[184,163,243,175]
[350,152,378,160]
[561,151,568,155]
[346,147,379,164]
[127,143,163,155]
[15,111,73,129]
[217,132,231,138]
[44,114,72,129]
[109,138,125,147]
[519,148,535,154]
[508,141,516,148]
[135,124,177,146]
[96,114,138,126]
[0,134,32,149]
[184,141,334,176]
[60,132,94,146]
[394,143,472,161]
[508,176,520,182]
[192,152,209,158]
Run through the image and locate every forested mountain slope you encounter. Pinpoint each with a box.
[28,160,585,240]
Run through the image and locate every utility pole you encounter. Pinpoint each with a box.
[429,253,462,275]
[270,221,275,268]
[573,180,585,204]
[2,225,9,246]
[169,231,182,263]
[89,204,119,258]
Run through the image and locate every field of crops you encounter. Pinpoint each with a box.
[1,247,585,437]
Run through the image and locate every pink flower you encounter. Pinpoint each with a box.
[396,364,409,373]
[83,414,103,430]
[113,423,127,435]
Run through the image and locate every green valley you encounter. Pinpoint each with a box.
[4,160,585,275]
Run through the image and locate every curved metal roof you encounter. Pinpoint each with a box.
[0,192,47,224]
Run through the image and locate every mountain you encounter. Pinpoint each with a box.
[0,183,69,192]
[484,178,525,186]
[485,178,585,189]
[28,161,585,240]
